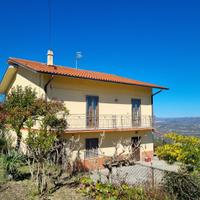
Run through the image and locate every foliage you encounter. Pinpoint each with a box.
[78,176,171,200]
[153,136,166,150]
[3,84,82,195]
[162,169,200,200]
[3,85,83,195]
[24,94,68,194]
[0,134,15,154]
[4,85,68,151]
[0,103,6,132]
[0,137,7,152]
[26,129,58,194]
[2,150,25,180]
[156,133,200,169]
[26,130,57,162]
[4,86,38,150]
[0,104,7,152]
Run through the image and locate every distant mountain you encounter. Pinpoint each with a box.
[154,117,200,136]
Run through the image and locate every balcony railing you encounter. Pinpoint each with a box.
[65,114,152,130]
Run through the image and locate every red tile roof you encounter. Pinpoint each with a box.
[8,57,168,89]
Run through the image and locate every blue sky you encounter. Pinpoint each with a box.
[0,0,200,117]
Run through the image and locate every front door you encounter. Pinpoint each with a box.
[132,99,141,127]
[86,96,99,128]
[132,136,141,161]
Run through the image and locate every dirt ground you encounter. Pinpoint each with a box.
[0,180,89,200]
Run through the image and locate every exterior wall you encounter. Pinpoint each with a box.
[7,67,152,119]
[48,76,152,117]
[64,130,153,169]
[8,128,153,170]
[6,66,45,98]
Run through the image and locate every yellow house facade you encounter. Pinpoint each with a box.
[0,52,168,169]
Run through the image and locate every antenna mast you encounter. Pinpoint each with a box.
[48,0,52,50]
[75,51,83,69]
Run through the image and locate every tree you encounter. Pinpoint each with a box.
[26,129,57,193]
[25,95,68,194]
[156,133,200,170]
[4,85,69,150]
[4,86,38,150]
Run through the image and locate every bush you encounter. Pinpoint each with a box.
[0,137,7,151]
[2,150,25,180]
[156,133,200,169]
[162,170,200,200]
[78,176,171,200]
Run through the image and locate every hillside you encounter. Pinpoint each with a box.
[155,117,200,136]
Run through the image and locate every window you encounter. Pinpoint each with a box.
[85,138,98,158]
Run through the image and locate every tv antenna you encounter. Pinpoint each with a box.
[48,0,52,49]
[75,51,83,69]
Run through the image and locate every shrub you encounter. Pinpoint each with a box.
[78,176,171,200]
[0,137,7,152]
[2,150,25,179]
[162,170,200,200]
[156,133,200,170]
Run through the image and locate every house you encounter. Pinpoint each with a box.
[0,50,168,169]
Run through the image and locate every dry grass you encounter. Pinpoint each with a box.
[0,179,88,200]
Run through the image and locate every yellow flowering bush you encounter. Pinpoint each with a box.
[156,133,200,170]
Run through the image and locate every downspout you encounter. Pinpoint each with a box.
[151,89,163,159]
[44,75,54,101]
[151,89,163,127]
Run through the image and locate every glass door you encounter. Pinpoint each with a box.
[132,99,141,127]
[86,96,99,128]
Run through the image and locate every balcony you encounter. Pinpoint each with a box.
[65,114,152,131]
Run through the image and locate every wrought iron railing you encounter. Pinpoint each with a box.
[65,114,152,130]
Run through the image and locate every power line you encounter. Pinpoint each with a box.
[48,0,52,50]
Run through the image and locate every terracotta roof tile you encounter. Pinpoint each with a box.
[8,57,168,89]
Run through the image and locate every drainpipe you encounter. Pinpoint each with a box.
[151,89,162,127]
[150,89,163,161]
[44,75,54,101]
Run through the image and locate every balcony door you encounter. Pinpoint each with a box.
[132,99,141,127]
[86,96,99,128]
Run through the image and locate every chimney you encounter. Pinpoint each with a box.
[47,50,53,65]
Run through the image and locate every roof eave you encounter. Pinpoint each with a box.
[33,70,169,90]
[8,58,169,90]
[0,65,17,94]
